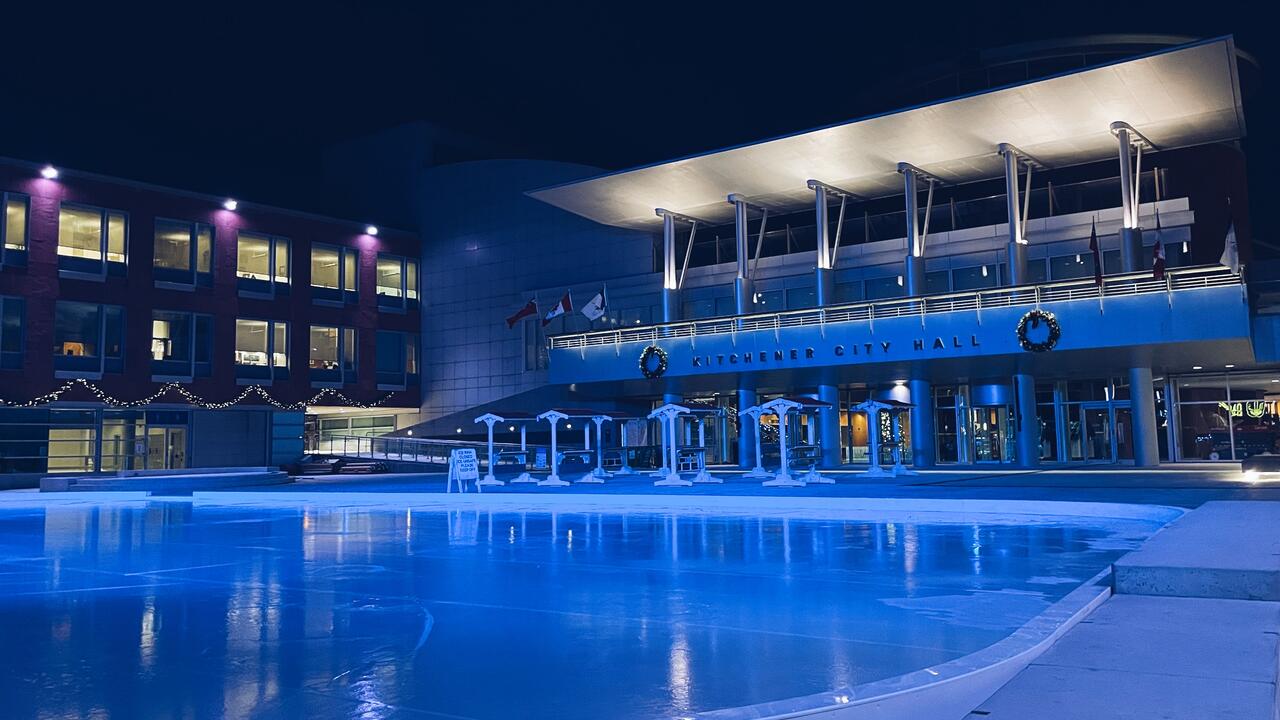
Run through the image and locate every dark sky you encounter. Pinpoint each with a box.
[1,1,1274,221]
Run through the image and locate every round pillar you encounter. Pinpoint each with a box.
[1129,366,1161,467]
[908,378,935,467]
[1013,373,1040,468]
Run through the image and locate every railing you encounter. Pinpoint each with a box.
[323,435,521,465]
[548,265,1242,350]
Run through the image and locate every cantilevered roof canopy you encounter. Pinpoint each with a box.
[528,37,1244,230]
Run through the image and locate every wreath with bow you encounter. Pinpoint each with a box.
[1016,309,1061,352]
[639,345,669,379]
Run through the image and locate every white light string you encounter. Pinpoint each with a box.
[0,378,399,410]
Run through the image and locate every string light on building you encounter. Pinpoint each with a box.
[0,377,398,411]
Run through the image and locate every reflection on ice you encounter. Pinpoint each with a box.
[0,500,1166,720]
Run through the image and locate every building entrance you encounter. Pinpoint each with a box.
[1070,402,1133,463]
[146,426,188,470]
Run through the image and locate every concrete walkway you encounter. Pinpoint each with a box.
[967,501,1280,719]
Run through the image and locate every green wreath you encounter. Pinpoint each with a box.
[1016,309,1061,352]
[639,345,669,379]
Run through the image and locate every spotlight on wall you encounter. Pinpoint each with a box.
[407,429,413,436]
[1225,364,1236,369]
[896,275,904,286]
[566,423,573,430]
[40,165,59,179]
[365,225,379,236]
[1192,365,1203,370]
[508,426,516,431]
[223,198,238,211]
[894,379,906,386]
[981,265,989,277]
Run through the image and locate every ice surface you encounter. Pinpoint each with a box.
[0,500,1164,719]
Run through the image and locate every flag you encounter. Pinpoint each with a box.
[581,286,607,322]
[1152,209,1166,280]
[1088,219,1103,286]
[542,291,572,326]
[505,298,538,329]
[1220,222,1240,274]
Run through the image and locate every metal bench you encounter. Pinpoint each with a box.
[677,447,718,483]
[789,444,833,484]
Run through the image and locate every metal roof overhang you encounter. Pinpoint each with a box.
[528,37,1245,230]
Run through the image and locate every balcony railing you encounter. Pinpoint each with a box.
[548,265,1242,350]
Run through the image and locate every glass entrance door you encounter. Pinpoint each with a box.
[1081,405,1113,462]
[971,406,1012,462]
[146,427,187,470]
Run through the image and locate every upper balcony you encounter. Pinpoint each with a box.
[547,266,1253,389]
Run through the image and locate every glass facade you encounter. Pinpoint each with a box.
[1174,372,1280,460]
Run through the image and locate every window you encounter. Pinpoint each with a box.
[311,244,358,304]
[785,286,816,310]
[52,301,124,376]
[376,254,419,310]
[952,265,997,291]
[234,319,289,381]
[153,219,214,287]
[236,232,290,295]
[865,276,904,300]
[375,330,419,387]
[57,204,127,276]
[1,296,23,369]
[1,192,29,266]
[151,311,212,378]
[309,326,357,385]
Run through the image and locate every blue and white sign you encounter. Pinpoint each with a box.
[447,448,479,493]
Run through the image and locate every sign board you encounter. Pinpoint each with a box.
[534,447,549,469]
[447,448,479,493]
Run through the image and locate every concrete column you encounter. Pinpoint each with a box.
[1115,125,1145,273]
[737,387,757,469]
[660,210,680,323]
[1120,227,1144,273]
[1129,366,1160,467]
[817,384,841,468]
[901,167,925,296]
[1013,373,1040,467]
[908,378,935,467]
[660,210,681,407]
[1000,145,1030,286]
[732,197,753,314]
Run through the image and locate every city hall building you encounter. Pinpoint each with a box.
[400,35,1274,470]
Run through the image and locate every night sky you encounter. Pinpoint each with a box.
[1,1,1273,224]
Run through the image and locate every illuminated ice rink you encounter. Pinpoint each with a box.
[0,498,1170,719]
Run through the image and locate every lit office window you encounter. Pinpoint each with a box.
[376,254,419,310]
[52,301,124,375]
[151,314,187,361]
[311,244,358,303]
[0,296,23,369]
[1,193,29,265]
[312,247,340,289]
[154,219,214,287]
[376,255,403,296]
[151,310,211,379]
[57,204,127,276]
[309,325,357,384]
[235,318,288,380]
[237,232,289,294]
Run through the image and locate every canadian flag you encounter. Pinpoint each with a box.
[542,291,572,326]
[505,298,538,329]
[1152,208,1166,280]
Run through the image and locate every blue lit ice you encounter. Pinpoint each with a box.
[0,498,1167,719]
